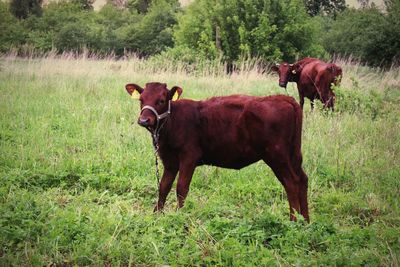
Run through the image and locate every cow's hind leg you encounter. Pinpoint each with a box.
[297,168,309,222]
[266,159,302,221]
[291,154,310,222]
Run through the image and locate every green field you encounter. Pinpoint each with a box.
[0,56,399,266]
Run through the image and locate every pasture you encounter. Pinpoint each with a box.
[0,56,399,266]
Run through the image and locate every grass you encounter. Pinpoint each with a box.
[0,55,399,266]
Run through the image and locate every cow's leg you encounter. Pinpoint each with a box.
[292,159,310,222]
[297,168,309,222]
[154,167,179,212]
[176,159,197,208]
[299,93,305,110]
[310,98,314,110]
[266,159,301,221]
[281,170,301,221]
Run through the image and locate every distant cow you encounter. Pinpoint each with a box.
[272,58,342,110]
[125,82,309,221]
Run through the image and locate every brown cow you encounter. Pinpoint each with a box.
[272,58,342,110]
[125,82,309,221]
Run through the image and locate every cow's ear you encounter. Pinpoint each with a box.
[125,83,143,99]
[291,64,301,75]
[169,86,183,101]
[271,64,279,72]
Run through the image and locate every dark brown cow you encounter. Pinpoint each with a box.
[125,82,309,221]
[272,58,342,110]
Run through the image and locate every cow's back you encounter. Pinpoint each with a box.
[196,95,300,169]
[297,61,322,98]
[296,57,321,70]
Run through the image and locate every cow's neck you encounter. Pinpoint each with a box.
[292,73,301,83]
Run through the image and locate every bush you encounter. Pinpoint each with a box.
[322,2,400,67]
[0,2,27,52]
[334,81,384,118]
[10,0,42,19]
[173,0,325,63]
[121,0,180,56]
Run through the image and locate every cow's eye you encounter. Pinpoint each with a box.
[158,100,165,106]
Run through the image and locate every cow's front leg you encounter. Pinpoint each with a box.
[154,167,178,212]
[176,159,197,208]
[299,92,305,110]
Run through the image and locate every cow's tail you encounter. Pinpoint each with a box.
[288,97,309,222]
[288,98,304,174]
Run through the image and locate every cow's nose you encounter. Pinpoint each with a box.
[138,117,150,127]
[279,81,287,88]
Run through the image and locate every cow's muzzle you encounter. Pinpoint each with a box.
[138,117,151,127]
[138,101,171,133]
[279,81,287,89]
[279,82,287,88]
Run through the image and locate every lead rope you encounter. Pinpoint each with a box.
[152,134,160,190]
[147,111,169,190]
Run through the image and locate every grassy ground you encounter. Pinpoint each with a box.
[0,56,399,266]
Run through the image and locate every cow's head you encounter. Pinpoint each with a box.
[125,82,182,129]
[271,63,300,88]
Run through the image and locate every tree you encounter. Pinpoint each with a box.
[10,0,42,19]
[304,0,346,17]
[122,0,180,56]
[322,4,399,67]
[381,0,400,65]
[0,2,27,51]
[128,0,151,13]
[173,0,325,63]
[71,0,94,10]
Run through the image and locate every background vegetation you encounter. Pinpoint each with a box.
[0,0,399,66]
[0,54,399,266]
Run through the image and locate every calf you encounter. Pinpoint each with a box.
[272,58,342,110]
[126,82,309,221]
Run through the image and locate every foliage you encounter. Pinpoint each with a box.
[304,0,346,17]
[382,0,400,66]
[128,0,151,13]
[2,0,179,56]
[0,0,398,67]
[0,2,27,52]
[322,2,400,67]
[173,0,325,63]
[334,80,384,118]
[122,0,180,56]
[10,0,42,19]
[71,0,95,10]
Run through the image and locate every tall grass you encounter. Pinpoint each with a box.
[0,55,399,266]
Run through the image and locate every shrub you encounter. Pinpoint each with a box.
[10,0,42,19]
[121,0,180,56]
[0,2,27,52]
[322,2,400,67]
[173,0,325,63]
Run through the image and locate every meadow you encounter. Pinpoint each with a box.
[0,55,399,266]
